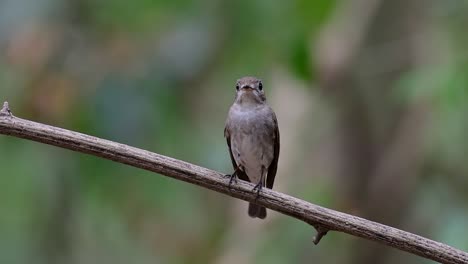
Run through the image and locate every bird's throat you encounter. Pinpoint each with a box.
[237,93,262,108]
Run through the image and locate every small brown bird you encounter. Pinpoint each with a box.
[224,76,280,219]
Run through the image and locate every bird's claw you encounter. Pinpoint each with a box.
[227,174,238,187]
[252,182,262,199]
[226,167,241,188]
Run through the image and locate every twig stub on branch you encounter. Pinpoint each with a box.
[312,225,329,245]
[0,101,12,117]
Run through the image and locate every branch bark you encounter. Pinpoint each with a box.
[0,101,467,264]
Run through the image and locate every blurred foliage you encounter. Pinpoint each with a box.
[1,0,468,264]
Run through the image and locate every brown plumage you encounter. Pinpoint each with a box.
[224,76,280,219]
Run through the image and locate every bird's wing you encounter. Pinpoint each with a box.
[224,125,250,182]
[266,113,280,189]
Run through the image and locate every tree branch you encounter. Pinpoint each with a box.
[0,101,467,264]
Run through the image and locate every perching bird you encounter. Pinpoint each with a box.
[224,76,280,219]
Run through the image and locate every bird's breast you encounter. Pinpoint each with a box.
[228,105,275,181]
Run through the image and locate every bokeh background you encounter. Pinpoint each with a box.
[1,0,468,263]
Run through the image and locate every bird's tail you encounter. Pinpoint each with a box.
[248,203,267,219]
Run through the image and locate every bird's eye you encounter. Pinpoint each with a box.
[258,82,263,90]
[236,84,240,90]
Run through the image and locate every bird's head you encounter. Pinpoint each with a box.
[234,76,266,105]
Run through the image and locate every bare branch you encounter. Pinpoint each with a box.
[0,101,467,264]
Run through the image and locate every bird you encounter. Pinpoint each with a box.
[224,76,280,219]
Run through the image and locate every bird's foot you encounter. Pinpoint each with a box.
[252,182,263,199]
[225,167,242,187]
[227,173,238,187]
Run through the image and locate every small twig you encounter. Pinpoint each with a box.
[0,102,12,117]
[0,101,467,264]
[312,225,329,245]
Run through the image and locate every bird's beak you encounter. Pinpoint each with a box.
[240,85,254,91]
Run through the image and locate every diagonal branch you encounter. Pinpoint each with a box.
[0,101,467,264]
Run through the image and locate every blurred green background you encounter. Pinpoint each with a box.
[1,0,468,263]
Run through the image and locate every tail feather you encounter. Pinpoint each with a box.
[248,203,267,219]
